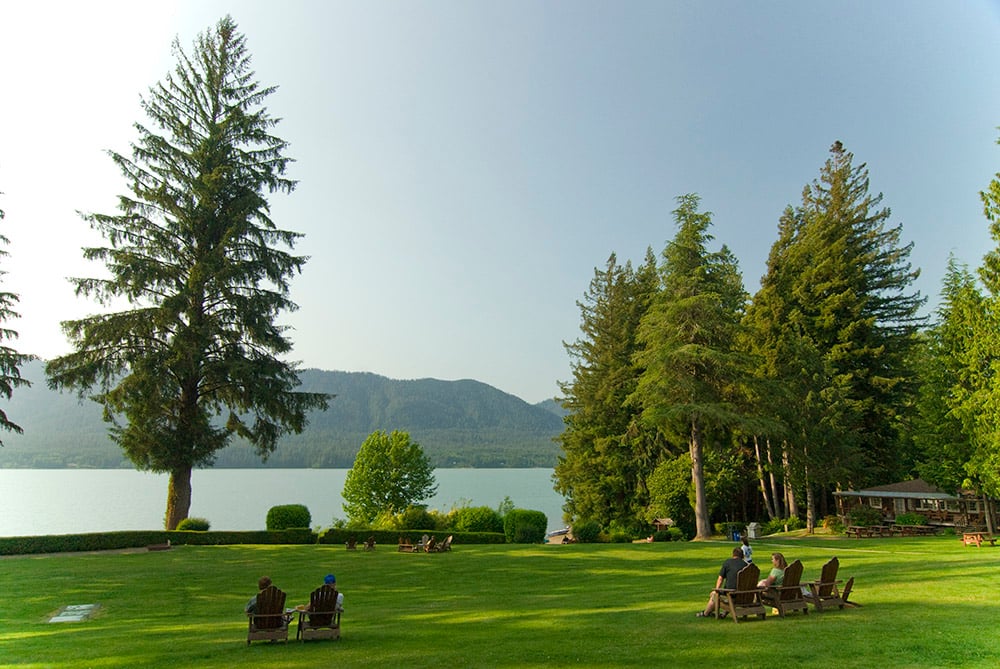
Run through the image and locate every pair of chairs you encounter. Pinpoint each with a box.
[246,584,341,644]
[713,556,855,623]
[346,536,377,551]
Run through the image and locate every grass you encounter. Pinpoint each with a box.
[1,535,998,668]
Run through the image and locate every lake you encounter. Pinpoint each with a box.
[0,468,566,537]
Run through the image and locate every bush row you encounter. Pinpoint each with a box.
[0,528,317,556]
[0,528,516,556]
[316,529,506,546]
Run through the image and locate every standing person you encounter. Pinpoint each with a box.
[740,535,753,563]
[697,547,747,618]
[757,552,787,588]
[245,576,273,615]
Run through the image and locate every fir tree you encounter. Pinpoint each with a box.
[0,198,31,443]
[46,17,329,529]
[555,250,663,532]
[633,194,751,539]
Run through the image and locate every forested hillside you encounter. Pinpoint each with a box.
[0,361,563,468]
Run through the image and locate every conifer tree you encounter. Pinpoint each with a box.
[962,130,1000,498]
[912,257,980,492]
[0,199,31,442]
[633,194,751,539]
[46,17,328,529]
[792,142,923,489]
[555,250,663,531]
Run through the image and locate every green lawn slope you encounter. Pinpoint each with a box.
[0,536,996,668]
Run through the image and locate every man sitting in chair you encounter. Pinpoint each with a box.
[307,574,344,620]
[697,547,747,618]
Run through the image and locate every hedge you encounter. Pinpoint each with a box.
[0,528,513,556]
[316,529,505,547]
[0,528,317,556]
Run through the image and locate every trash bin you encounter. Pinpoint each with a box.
[747,522,760,540]
[732,530,741,541]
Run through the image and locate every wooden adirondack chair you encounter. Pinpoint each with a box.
[434,535,453,552]
[806,557,850,612]
[714,562,766,622]
[246,585,292,644]
[297,585,342,641]
[364,536,376,551]
[761,559,809,617]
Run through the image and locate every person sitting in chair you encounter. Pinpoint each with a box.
[697,547,747,618]
[306,573,344,620]
[757,552,787,588]
[245,575,273,615]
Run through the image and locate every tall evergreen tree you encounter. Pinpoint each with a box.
[46,17,328,529]
[555,250,663,531]
[633,194,751,539]
[0,199,31,443]
[742,205,830,526]
[792,142,924,490]
[912,257,980,493]
[963,129,1000,498]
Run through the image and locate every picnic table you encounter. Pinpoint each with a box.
[891,523,937,536]
[961,531,996,547]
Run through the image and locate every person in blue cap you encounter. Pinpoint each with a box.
[323,574,345,612]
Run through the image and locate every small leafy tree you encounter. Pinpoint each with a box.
[342,430,437,524]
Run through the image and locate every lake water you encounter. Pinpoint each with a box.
[0,468,566,537]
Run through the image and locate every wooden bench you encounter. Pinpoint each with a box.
[962,532,996,547]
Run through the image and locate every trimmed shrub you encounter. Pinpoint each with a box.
[266,504,311,531]
[652,527,685,542]
[452,506,504,533]
[175,517,210,531]
[847,505,883,527]
[503,509,547,544]
[894,512,926,526]
[572,520,602,543]
[396,506,438,531]
[761,516,806,535]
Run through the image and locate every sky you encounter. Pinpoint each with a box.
[0,1,999,404]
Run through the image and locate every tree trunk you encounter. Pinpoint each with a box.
[783,444,799,518]
[165,466,193,530]
[804,460,815,533]
[767,439,783,518]
[754,435,776,519]
[690,420,712,540]
[984,493,996,535]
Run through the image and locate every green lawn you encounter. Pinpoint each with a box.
[1,535,997,668]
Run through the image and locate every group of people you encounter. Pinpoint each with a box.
[696,537,787,618]
[245,574,344,619]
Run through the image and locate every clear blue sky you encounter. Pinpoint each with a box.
[1,1,998,403]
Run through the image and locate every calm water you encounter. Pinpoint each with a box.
[0,468,566,537]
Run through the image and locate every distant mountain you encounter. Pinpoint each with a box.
[0,360,564,468]
[534,398,568,418]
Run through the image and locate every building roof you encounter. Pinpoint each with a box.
[833,478,959,500]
